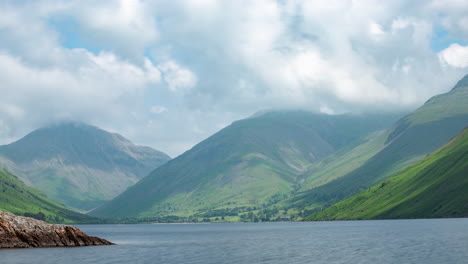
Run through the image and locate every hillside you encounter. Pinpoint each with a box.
[308,127,468,220]
[0,122,170,211]
[0,169,94,223]
[291,75,468,211]
[275,130,390,212]
[91,111,396,219]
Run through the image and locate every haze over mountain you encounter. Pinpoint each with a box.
[0,122,170,211]
[91,111,399,219]
[309,127,468,220]
[291,74,468,211]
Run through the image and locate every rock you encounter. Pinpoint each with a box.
[0,211,114,248]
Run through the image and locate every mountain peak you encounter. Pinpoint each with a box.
[452,74,468,90]
[38,121,117,140]
[0,121,170,166]
[402,74,468,126]
[0,122,171,211]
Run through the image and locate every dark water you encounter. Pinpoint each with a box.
[2,219,468,264]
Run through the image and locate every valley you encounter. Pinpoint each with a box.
[0,75,467,224]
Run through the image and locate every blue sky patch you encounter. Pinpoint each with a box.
[48,16,101,54]
[431,25,467,52]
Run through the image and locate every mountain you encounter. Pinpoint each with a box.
[0,122,170,211]
[90,111,397,219]
[308,127,468,220]
[275,130,390,212]
[0,169,94,223]
[290,75,468,211]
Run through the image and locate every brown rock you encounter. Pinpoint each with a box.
[0,211,114,248]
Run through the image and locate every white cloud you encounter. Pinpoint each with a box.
[0,0,468,156]
[429,0,468,39]
[0,49,164,147]
[438,43,468,68]
[150,105,168,114]
[370,22,385,35]
[67,0,158,59]
[158,61,197,94]
[319,105,335,115]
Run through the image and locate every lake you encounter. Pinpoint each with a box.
[2,219,468,263]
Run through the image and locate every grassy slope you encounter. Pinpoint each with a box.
[293,75,468,210]
[299,131,389,191]
[308,127,468,220]
[0,169,95,223]
[276,130,390,211]
[91,111,395,219]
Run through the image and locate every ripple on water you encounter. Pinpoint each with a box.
[1,219,468,264]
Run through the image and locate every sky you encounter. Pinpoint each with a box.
[0,0,467,157]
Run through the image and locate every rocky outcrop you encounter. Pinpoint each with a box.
[0,211,114,248]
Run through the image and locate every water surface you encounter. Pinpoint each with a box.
[2,219,468,263]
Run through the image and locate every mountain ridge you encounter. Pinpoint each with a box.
[308,127,468,220]
[289,75,468,211]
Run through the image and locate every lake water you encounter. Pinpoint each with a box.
[2,219,468,264]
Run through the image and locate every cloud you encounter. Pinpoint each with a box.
[150,105,168,114]
[439,43,468,67]
[0,48,163,145]
[0,0,467,156]
[63,0,158,60]
[158,61,197,94]
[429,0,468,39]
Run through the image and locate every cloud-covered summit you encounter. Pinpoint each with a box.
[0,0,467,156]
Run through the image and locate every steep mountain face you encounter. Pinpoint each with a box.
[308,127,468,220]
[0,122,170,211]
[91,111,397,219]
[292,74,468,210]
[0,169,94,223]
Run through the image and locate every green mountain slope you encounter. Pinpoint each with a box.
[91,111,396,219]
[0,169,94,223]
[0,122,170,211]
[276,130,389,212]
[292,75,468,210]
[308,127,468,220]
